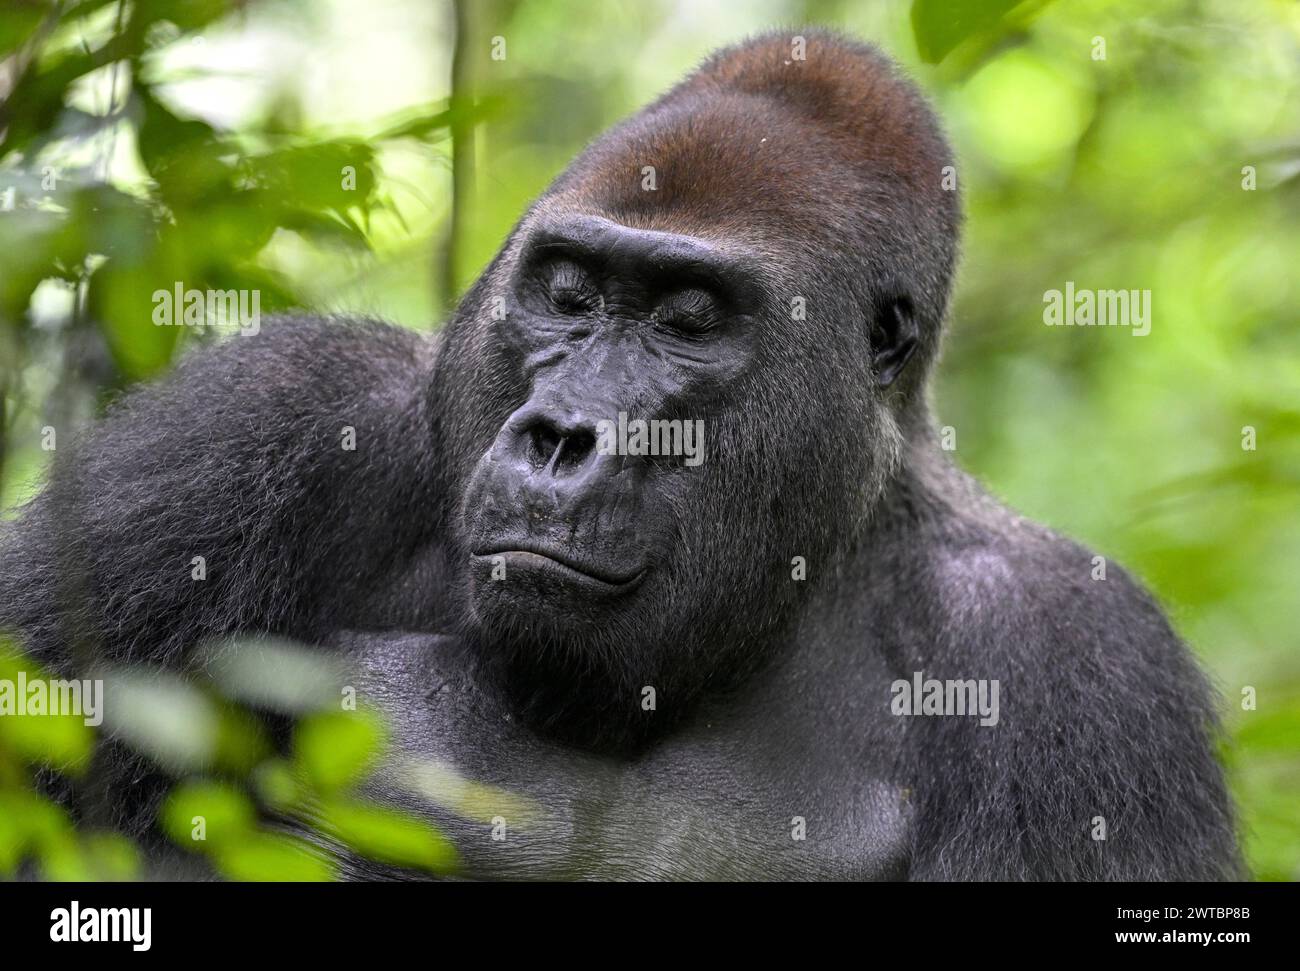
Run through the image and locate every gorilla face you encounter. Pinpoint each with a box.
[454,213,796,738]
[431,34,955,746]
[462,213,764,616]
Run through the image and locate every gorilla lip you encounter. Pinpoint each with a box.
[473,544,645,590]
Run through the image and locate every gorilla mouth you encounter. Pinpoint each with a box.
[473,543,645,590]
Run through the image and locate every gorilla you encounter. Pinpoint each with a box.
[0,30,1240,880]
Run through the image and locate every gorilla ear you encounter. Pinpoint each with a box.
[869,296,919,388]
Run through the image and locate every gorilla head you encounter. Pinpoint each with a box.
[432,31,961,747]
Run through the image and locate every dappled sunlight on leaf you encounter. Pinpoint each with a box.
[202,637,348,714]
[393,756,543,830]
[99,667,221,771]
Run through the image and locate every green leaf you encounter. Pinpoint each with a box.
[212,702,272,775]
[0,788,76,874]
[0,796,26,876]
[0,789,70,873]
[0,645,95,772]
[396,756,541,827]
[87,225,186,380]
[317,797,458,874]
[294,709,386,792]
[0,29,139,160]
[160,779,256,849]
[241,141,379,216]
[213,831,334,882]
[39,831,141,881]
[80,832,142,881]
[136,89,233,206]
[103,668,220,770]
[252,758,303,812]
[205,637,346,714]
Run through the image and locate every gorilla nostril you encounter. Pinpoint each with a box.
[520,418,597,474]
[527,423,563,468]
[557,429,597,470]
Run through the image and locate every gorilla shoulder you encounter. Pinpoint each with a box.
[903,497,1238,880]
[0,315,444,668]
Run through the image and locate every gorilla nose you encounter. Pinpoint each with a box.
[523,417,598,475]
[498,405,608,503]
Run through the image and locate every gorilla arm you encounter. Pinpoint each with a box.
[888,500,1242,881]
[0,316,445,668]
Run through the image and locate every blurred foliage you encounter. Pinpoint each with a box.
[0,634,465,879]
[0,637,122,879]
[0,0,1297,879]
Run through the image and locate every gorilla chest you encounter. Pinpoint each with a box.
[351,633,911,880]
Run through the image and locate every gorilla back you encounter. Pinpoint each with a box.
[0,30,1239,880]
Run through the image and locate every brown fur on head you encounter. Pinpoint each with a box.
[542,28,962,396]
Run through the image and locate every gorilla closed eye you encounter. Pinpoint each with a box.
[522,215,765,318]
[541,260,600,314]
[652,288,722,336]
